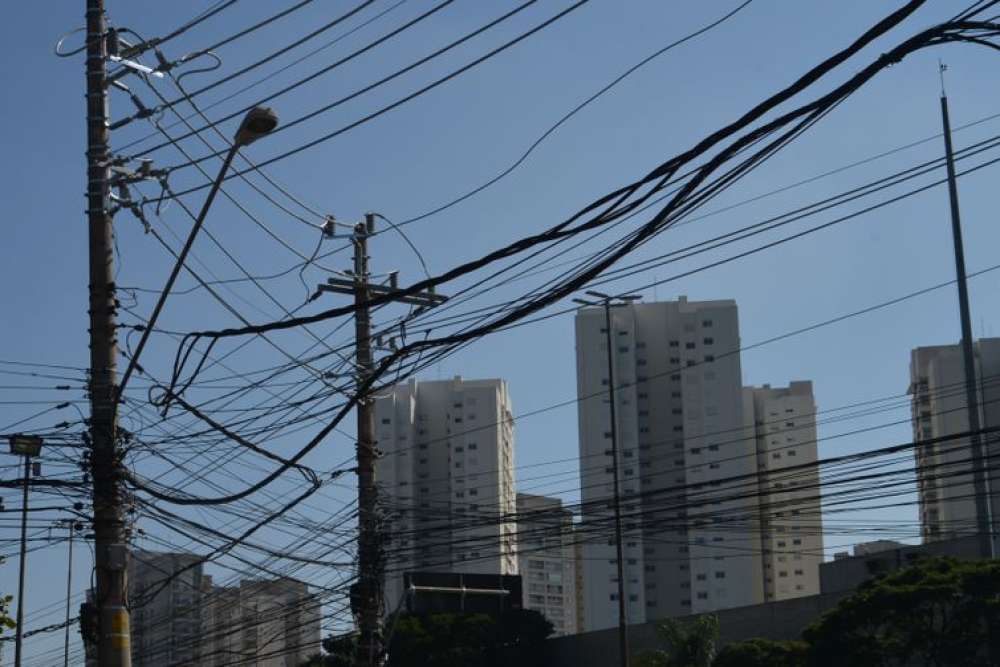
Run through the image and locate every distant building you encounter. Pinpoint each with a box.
[516,494,578,635]
[744,382,823,602]
[128,550,205,666]
[375,377,518,612]
[820,535,982,594]
[909,339,1000,546]
[575,297,763,631]
[838,540,906,558]
[199,576,321,666]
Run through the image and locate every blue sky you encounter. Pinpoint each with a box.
[4,0,1000,661]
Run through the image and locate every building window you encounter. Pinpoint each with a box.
[704,355,715,362]
[685,342,696,350]
[702,319,713,327]
[381,418,391,425]
[697,592,708,600]
[715,571,726,579]
[703,337,714,345]
[669,340,679,348]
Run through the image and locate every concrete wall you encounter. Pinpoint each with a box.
[545,591,849,667]
[547,534,987,667]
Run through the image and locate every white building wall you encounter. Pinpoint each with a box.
[128,550,204,666]
[910,339,1000,545]
[516,494,578,636]
[576,297,762,632]
[744,382,823,602]
[376,377,517,613]
[199,577,321,666]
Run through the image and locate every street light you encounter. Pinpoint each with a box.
[117,106,279,396]
[572,291,640,667]
[8,434,43,667]
[234,106,279,147]
[8,435,42,457]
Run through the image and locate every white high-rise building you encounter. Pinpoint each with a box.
[128,550,205,666]
[199,577,321,666]
[375,377,518,611]
[909,339,1000,545]
[744,381,823,602]
[516,493,578,636]
[575,297,763,632]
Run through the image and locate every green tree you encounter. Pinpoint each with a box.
[635,614,719,667]
[712,638,807,667]
[299,633,356,666]
[0,594,13,633]
[803,557,1000,667]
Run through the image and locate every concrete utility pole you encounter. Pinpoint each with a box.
[318,214,446,667]
[573,290,640,667]
[85,0,132,663]
[939,90,993,559]
[353,218,381,667]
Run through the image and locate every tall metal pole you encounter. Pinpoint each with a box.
[64,525,75,667]
[940,93,993,559]
[85,0,131,663]
[601,300,630,667]
[354,214,384,667]
[14,456,30,667]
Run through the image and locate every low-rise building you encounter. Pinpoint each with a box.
[516,494,578,635]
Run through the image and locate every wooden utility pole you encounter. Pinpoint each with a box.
[319,214,446,666]
[85,0,131,663]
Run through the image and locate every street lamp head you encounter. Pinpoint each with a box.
[234,106,279,146]
[8,434,43,457]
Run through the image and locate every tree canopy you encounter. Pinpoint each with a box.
[803,556,1000,667]
[713,638,807,667]
[635,614,719,667]
[304,608,554,667]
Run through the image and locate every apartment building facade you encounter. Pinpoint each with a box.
[128,550,205,666]
[375,377,518,611]
[516,493,578,635]
[909,339,1000,546]
[744,381,823,602]
[575,297,762,631]
[199,576,321,666]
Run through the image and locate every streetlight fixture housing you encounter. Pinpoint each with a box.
[8,435,43,457]
[234,106,278,146]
